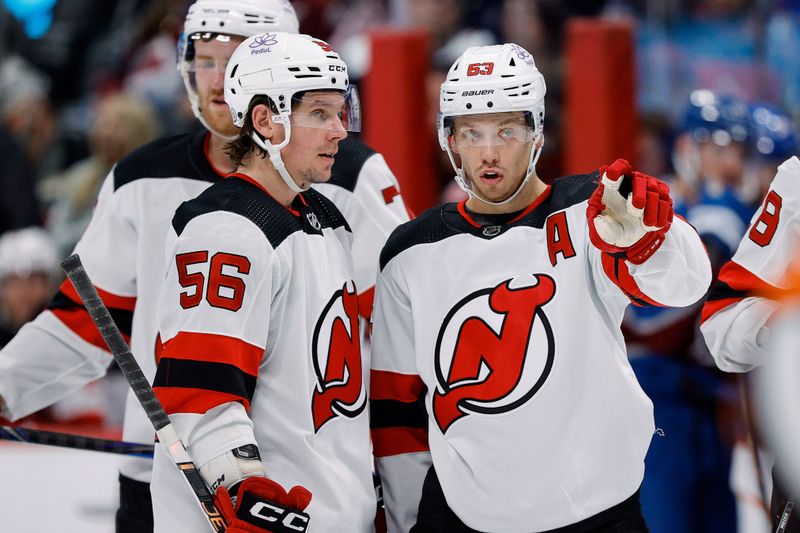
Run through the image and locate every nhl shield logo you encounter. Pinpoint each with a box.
[432,273,556,433]
[306,212,322,231]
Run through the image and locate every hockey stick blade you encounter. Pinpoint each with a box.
[60,254,227,532]
[0,425,154,458]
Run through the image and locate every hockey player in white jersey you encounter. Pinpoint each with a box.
[701,155,800,532]
[0,2,407,532]
[369,43,712,533]
[151,32,374,533]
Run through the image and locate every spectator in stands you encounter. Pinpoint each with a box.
[0,127,41,236]
[0,227,58,347]
[41,93,160,258]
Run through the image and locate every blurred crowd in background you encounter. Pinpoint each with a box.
[1,0,800,531]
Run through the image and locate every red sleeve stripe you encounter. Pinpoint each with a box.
[371,370,426,402]
[717,260,775,292]
[50,307,131,351]
[600,254,664,307]
[154,386,250,414]
[701,298,741,323]
[160,331,264,377]
[372,427,429,457]
[357,287,375,320]
[700,261,781,323]
[59,279,136,312]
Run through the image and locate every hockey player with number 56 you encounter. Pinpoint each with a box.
[369,43,712,532]
[151,32,375,533]
[0,2,407,532]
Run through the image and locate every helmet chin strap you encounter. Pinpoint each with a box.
[251,117,308,194]
[449,135,544,207]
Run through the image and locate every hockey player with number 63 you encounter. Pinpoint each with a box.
[369,43,712,532]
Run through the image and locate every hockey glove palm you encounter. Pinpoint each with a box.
[587,159,673,264]
[215,476,312,533]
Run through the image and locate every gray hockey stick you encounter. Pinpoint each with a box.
[0,425,154,458]
[60,253,227,532]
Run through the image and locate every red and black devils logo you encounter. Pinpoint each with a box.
[432,274,556,433]
[311,281,367,432]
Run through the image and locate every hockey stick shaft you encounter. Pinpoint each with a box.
[60,254,227,532]
[0,425,154,457]
[776,501,794,533]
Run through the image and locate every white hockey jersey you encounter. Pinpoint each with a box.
[701,156,800,373]
[0,131,409,483]
[151,175,374,533]
[370,172,712,533]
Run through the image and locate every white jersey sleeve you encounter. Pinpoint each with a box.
[370,255,432,533]
[154,213,274,472]
[701,156,800,372]
[0,171,136,419]
[589,215,712,312]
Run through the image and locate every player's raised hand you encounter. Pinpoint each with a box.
[587,158,673,264]
[215,476,312,533]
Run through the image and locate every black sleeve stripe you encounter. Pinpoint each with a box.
[370,398,428,430]
[705,280,749,302]
[47,290,134,337]
[153,358,258,402]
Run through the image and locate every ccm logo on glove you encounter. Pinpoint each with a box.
[248,498,309,531]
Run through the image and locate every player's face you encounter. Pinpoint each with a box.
[193,36,245,137]
[450,112,535,203]
[280,91,348,186]
[698,140,746,186]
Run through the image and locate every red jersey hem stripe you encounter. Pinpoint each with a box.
[372,427,429,457]
[371,370,426,402]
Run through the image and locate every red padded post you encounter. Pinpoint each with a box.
[564,19,638,175]
[364,30,438,214]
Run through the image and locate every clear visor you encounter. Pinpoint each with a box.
[278,86,361,133]
[180,33,241,92]
[449,112,535,149]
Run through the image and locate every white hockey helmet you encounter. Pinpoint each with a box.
[224,32,360,192]
[178,0,300,137]
[0,227,58,281]
[438,43,546,205]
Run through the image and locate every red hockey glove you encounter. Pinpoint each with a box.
[587,159,673,264]
[214,476,312,533]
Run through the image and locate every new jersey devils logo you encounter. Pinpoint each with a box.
[432,274,556,433]
[311,281,367,432]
